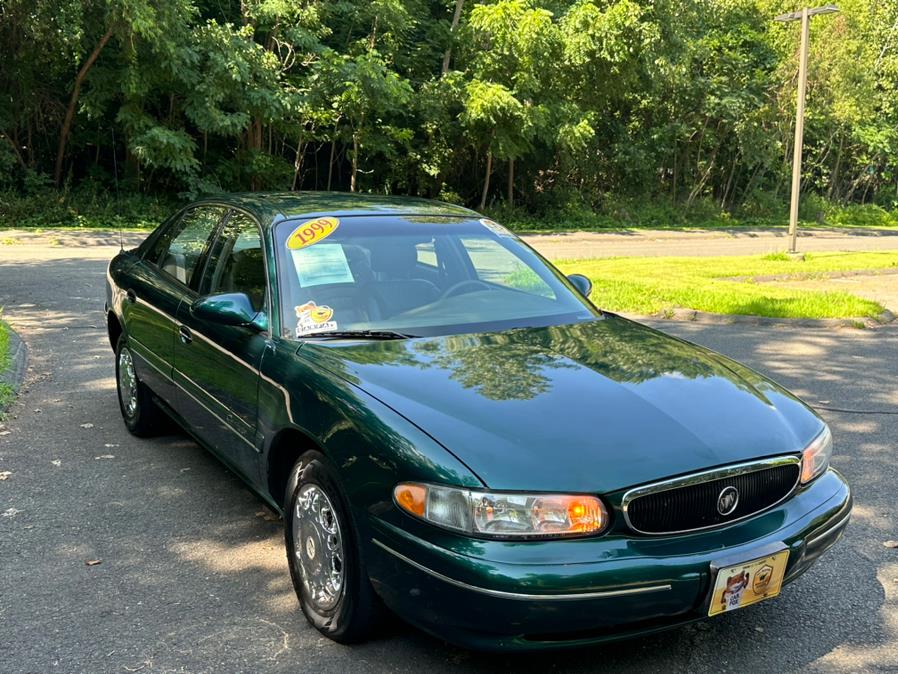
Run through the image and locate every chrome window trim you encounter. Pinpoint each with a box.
[371,539,672,601]
[621,455,802,536]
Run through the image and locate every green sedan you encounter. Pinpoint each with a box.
[105,192,851,651]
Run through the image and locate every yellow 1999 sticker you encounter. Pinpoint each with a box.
[286,217,340,250]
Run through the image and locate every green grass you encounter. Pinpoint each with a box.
[0,320,13,413]
[555,251,898,319]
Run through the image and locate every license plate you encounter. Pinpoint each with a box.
[708,549,790,616]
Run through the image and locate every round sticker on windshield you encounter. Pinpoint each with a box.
[287,217,340,250]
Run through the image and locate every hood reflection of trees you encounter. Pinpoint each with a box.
[326,317,774,403]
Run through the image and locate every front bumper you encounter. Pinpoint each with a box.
[366,468,851,651]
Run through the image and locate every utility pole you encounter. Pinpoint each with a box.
[775,5,839,254]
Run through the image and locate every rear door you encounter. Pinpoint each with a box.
[123,206,225,405]
[173,209,269,481]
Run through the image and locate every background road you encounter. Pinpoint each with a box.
[0,234,896,673]
[4,225,898,260]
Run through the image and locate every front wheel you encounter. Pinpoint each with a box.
[285,452,381,643]
[115,334,161,436]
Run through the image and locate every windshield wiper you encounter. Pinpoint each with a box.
[302,329,416,340]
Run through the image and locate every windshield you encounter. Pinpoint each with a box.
[274,214,598,339]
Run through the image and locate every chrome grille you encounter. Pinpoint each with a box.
[622,457,801,535]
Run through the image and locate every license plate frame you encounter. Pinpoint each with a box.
[708,543,790,617]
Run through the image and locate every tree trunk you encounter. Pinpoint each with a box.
[479,150,493,210]
[369,15,379,51]
[507,157,514,206]
[1,133,26,170]
[54,25,114,187]
[249,118,263,190]
[350,133,359,192]
[686,148,718,207]
[291,131,304,191]
[441,0,465,74]
[721,155,738,209]
[327,138,336,191]
[828,135,845,200]
[861,177,872,204]
[671,141,678,201]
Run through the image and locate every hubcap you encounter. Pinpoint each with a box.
[117,348,138,418]
[293,484,344,611]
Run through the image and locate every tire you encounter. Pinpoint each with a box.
[115,333,161,437]
[284,451,381,643]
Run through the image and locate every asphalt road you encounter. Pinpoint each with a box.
[521,227,898,260]
[0,235,896,673]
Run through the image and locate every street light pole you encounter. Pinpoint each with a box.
[775,5,839,254]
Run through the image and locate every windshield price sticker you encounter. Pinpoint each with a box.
[287,217,340,250]
[480,218,514,238]
[292,243,354,287]
[295,301,338,337]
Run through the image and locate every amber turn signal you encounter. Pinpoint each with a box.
[394,483,427,517]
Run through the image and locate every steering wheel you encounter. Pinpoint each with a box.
[440,279,491,300]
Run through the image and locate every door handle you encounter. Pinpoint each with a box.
[178,325,193,345]
[125,289,137,304]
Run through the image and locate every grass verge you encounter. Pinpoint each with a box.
[0,320,14,413]
[555,251,898,319]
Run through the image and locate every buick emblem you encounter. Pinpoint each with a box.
[717,486,739,516]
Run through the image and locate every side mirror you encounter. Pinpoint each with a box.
[191,292,264,330]
[567,273,592,298]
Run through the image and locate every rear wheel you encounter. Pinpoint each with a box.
[115,334,161,437]
[285,451,381,643]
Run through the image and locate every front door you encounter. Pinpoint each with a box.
[173,209,269,482]
[123,206,225,405]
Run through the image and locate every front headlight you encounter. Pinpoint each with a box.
[393,482,609,539]
[801,425,833,484]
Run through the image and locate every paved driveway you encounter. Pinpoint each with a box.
[0,234,896,673]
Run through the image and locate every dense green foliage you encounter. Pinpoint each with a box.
[2,0,897,221]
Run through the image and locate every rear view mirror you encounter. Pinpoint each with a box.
[566,273,592,298]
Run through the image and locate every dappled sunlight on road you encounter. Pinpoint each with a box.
[170,533,298,614]
[813,562,898,671]
[0,236,895,672]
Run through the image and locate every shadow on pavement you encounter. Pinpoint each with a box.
[0,250,894,672]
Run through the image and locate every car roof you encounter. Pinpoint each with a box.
[191,191,480,226]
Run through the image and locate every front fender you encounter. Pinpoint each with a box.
[258,340,483,534]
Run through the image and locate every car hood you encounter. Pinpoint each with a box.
[303,316,824,493]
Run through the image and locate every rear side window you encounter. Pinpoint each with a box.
[149,207,225,287]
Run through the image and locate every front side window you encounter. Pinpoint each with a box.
[150,206,225,287]
[199,211,267,313]
[274,215,597,339]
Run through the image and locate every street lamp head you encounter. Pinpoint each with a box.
[775,5,839,22]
